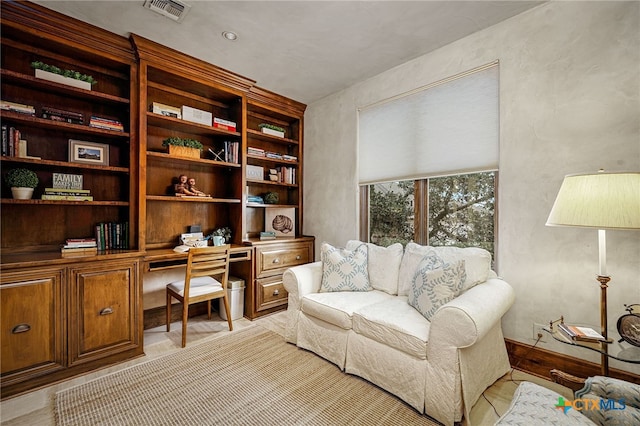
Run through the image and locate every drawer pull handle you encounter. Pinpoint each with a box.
[273,289,280,296]
[12,324,31,334]
[272,259,280,264]
[100,307,114,316]
[296,255,301,260]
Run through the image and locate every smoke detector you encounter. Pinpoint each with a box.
[143,0,191,22]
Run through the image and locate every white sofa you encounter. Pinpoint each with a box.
[283,241,515,426]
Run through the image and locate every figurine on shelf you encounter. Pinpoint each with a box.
[188,177,210,197]
[174,174,196,196]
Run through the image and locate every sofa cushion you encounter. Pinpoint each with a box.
[346,240,403,295]
[408,256,466,320]
[398,242,490,296]
[301,290,393,329]
[353,297,430,359]
[320,242,371,292]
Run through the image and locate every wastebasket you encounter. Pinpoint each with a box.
[219,276,245,320]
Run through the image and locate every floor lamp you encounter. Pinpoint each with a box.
[546,171,640,376]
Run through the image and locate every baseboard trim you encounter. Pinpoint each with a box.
[505,338,640,383]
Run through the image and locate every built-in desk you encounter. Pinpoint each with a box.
[143,246,253,272]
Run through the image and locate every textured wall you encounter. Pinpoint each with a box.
[303,1,639,373]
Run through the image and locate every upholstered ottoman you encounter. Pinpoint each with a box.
[495,381,595,425]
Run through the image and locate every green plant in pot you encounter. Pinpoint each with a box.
[162,137,204,159]
[5,168,38,199]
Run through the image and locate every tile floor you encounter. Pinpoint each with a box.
[0,311,571,425]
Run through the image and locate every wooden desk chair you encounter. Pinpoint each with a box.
[166,245,233,347]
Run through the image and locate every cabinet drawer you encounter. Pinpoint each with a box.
[256,276,288,311]
[256,243,312,277]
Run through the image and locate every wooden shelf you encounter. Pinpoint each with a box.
[247,154,298,166]
[1,69,130,105]
[146,151,240,168]
[1,198,129,206]
[0,110,130,138]
[146,112,240,138]
[247,203,299,208]
[146,195,241,204]
[246,178,298,188]
[1,156,129,173]
[247,129,298,145]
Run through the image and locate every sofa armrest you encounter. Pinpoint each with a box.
[282,261,322,344]
[429,277,515,348]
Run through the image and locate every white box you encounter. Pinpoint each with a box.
[261,127,285,138]
[219,276,245,320]
[35,69,92,91]
[182,105,212,126]
[246,165,264,180]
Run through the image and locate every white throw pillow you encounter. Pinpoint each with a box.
[320,242,371,292]
[398,242,491,295]
[407,256,466,320]
[346,240,403,295]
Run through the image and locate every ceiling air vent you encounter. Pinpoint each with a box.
[143,0,191,22]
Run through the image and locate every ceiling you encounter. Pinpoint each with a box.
[33,1,543,105]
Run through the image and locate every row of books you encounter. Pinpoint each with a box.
[42,187,93,201]
[1,100,35,115]
[247,147,297,163]
[223,141,240,164]
[95,221,129,250]
[557,322,606,343]
[273,166,296,185]
[42,106,83,125]
[1,125,39,158]
[89,116,123,132]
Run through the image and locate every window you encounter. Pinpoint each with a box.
[358,63,499,260]
[363,171,497,258]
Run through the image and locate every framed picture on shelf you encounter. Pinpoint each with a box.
[68,139,109,166]
[265,207,296,238]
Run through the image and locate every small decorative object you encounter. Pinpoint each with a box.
[212,236,225,246]
[68,139,109,166]
[258,123,285,138]
[163,137,203,159]
[263,191,279,204]
[31,61,97,90]
[617,304,640,347]
[265,208,295,237]
[173,174,209,197]
[211,226,232,243]
[246,165,264,180]
[187,177,210,196]
[5,168,38,199]
[181,105,212,126]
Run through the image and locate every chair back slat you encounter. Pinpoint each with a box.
[183,245,231,297]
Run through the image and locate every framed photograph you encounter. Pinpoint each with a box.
[68,139,109,166]
[265,207,296,238]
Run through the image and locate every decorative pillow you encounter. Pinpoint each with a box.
[398,243,432,296]
[320,242,371,292]
[407,255,466,320]
[346,240,403,295]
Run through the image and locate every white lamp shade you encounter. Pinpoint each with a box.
[546,172,640,230]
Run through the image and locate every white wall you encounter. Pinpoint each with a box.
[303,1,640,374]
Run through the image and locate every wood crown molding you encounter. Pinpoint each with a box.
[248,86,307,117]
[1,1,134,64]
[130,33,255,95]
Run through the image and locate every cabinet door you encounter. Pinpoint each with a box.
[0,268,65,384]
[68,259,140,365]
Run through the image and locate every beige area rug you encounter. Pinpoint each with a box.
[55,325,438,426]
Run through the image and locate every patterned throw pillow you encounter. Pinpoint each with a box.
[320,242,371,292]
[407,254,466,320]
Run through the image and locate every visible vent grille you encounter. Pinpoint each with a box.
[143,0,191,22]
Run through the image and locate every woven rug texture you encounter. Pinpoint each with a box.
[55,325,438,425]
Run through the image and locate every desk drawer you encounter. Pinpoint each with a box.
[256,243,312,277]
[256,276,288,311]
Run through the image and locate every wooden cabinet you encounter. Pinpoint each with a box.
[247,237,314,319]
[1,256,143,398]
[0,268,65,388]
[0,2,138,254]
[132,34,253,250]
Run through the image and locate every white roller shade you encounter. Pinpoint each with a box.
[358,63,499,184]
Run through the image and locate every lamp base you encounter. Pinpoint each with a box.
[597,274,611,376]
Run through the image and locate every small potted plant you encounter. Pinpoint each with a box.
[258,123,286,138]
[5,168,38,199]
[162,137,204,159]
[31,61,97,90]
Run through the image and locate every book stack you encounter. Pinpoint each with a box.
[276,166,296,185]
[558,323,607,343]
[265,151,283,160]
[61,237,98,257]
[248,147,265,157]
[95,221,129,250]
[151,102,181,119]
[247,195,264,204]
[213,117,237,132]
[89,116,123,132]
[41,106,83,124]
[282,154,297,162]
[1,100,35,115]
[42,187,93,201]
[260,231,276,240]
[1,125,40,158]
[268,168,278,182]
